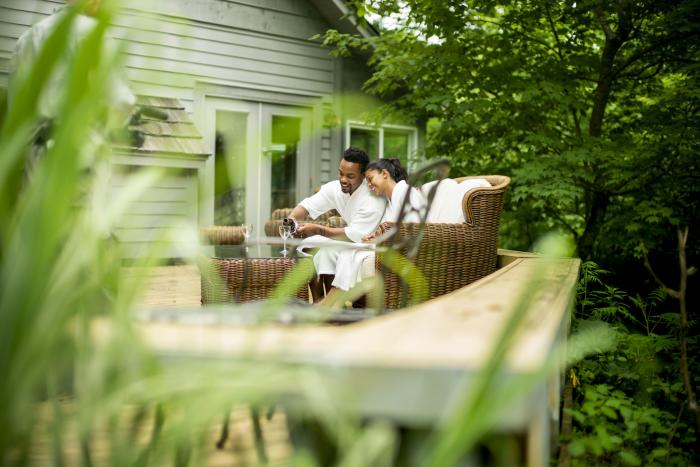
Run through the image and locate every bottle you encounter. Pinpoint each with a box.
[282,217,298,233]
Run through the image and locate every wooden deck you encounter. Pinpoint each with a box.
[27,265,292,467]
[133,264,202,308]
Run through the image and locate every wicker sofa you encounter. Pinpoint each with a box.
[377,175,510,309]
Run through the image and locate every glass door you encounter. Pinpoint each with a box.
[261,104,312,220]
[203,98,311,235]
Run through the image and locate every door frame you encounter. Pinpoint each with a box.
[195,94,320,237]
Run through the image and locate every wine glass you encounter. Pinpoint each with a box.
[241,223,253,241]
[241,223,253,251]
[279,224,292,257]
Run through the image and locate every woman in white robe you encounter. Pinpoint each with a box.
[330,159,426,292]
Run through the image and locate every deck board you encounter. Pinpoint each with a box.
[129,264,202,308]
[27,265,292,466]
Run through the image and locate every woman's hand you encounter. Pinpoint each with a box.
[362,222,394,242]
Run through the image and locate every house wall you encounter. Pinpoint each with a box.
[0,0,351,185]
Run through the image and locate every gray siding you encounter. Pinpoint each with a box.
[0,0,382,212]
[1,1,334,97]
[111,167,200,258]
[0,0,336,183]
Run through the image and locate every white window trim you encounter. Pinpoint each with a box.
[345,120,418,163]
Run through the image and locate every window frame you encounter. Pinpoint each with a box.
[345,120,419,166]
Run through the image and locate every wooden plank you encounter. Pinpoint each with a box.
[129,256,579,429]
[0,22,28,40]
[136,95,184,109]
[111,173,198,189]
[139,135,209,155]
[134,121,201,138]
[130,80,193,101]
[111,186,191,202]
[126,264,201,307]
[111,13,330,59]
[118,201,191,216]
[1,0,62,16]
[119,0,331,42]
[123,54,331,88]
[29,399,291,465]
[0,57,10,74]
[223,0,322,18]
[0,36,18,54]
[124,66,333,96]
[111,26,332,69]
[115,227,196,242]
[120,214,190,229]
[122,48,331,83]
[0,7,49,27]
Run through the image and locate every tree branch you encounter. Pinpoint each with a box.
[615,29,700,76]
[643,227,700,453]
[545,3,565,61]
[594,4,615,40]
[643,251,680,299]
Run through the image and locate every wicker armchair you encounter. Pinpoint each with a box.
[376,175,510,309]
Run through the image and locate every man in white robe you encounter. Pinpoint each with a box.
[288,148,386,300]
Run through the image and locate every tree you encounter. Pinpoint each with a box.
[321,0,700,261]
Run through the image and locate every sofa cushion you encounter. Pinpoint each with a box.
[422,178,491,223]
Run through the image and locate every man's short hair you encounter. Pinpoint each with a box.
[342,147,370,172]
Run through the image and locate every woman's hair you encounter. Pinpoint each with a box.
[365,158,407,182]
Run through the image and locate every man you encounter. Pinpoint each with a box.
[288,147,386,300]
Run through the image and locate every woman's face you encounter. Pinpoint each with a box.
[365,169,390,197]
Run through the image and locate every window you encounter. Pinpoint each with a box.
[346,121,418,168]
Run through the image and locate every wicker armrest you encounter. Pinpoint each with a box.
[326,216,347,228]
[201,226,245,245]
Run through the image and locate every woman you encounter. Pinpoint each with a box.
[363,158,425,236]
[326,158,426,299]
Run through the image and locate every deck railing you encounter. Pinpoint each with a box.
[130,250,580,466]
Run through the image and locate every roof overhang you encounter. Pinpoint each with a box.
[309,0,377,38]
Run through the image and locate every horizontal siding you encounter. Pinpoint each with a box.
[1,1,335,98]
[120,0,330,41]
[1,1,62,15]
[111,168,198,256]
[113,29,331,70]
[123,51,330,85]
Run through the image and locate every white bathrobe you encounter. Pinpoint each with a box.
[299,179,386,277]
[332,180,426,291]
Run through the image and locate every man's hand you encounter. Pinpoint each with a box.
[294,223,324,238]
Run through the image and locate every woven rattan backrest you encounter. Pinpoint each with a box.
[378,175,510,309]
[453,175,511,227]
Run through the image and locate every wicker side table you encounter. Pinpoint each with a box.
[201,244,309,304]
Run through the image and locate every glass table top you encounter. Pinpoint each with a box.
[205,238,304,259]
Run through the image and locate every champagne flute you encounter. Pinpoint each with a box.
[241,223,253,252]
[241,223,253,242]
[278,224,292,257]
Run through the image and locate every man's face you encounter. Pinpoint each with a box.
[338,159,363,194]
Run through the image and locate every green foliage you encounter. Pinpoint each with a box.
[567,384,686,466]
[321,0,700,261]
[564,262,698,466]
